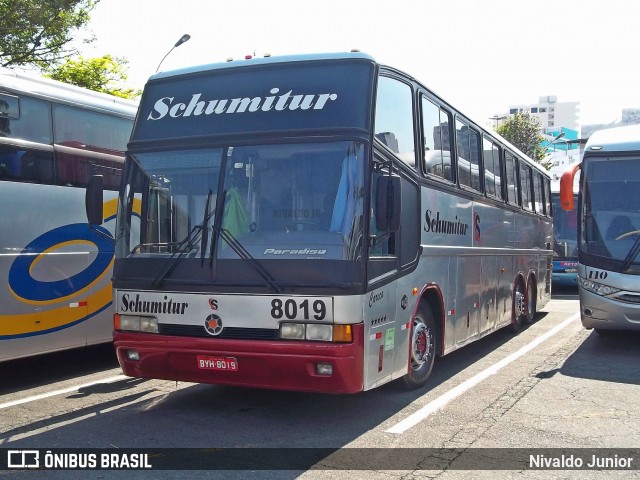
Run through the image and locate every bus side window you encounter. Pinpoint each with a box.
[520,162,533,211]
[0,144,54,184]
[374,76,416,169]
[456,119,482,192]
[0,95,52,144]
[533,172,544,214]
[483,137,503,199]
[421,95,453,182]
[505,152,520,206]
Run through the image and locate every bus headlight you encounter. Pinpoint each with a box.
[279,323,352,342]
[280,323,305,339]
[578,278,621,296]
[306,324,332,341]
[115,314,158,333]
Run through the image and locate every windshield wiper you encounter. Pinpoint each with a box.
[212,223,283,293]
[200,189,213,265]
[621,235,640,272]
[209,189,282,293]
[152,190,215,288]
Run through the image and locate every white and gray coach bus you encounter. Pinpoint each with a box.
[0,69,136,361]
[88,52,552,393]
[561,124,640,334]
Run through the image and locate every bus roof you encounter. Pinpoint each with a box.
[0,68,138,118]
[584,124,640,154]
[150,51,376,82]
[147,50,547,176]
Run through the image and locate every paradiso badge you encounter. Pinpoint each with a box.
[204,314,223,336]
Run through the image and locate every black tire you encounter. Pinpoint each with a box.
[401,304,437,390]
[511,281,525,332]
[524,277,537,324]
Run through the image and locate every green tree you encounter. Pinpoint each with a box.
[0,0,98,68]
[45,55,141,99]
[496,112,547,166]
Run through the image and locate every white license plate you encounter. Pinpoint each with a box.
[197,355,238,371]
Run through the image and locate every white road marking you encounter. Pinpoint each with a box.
[386,313,580,434]
[0,374,127,411]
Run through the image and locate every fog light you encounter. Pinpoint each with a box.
[126,350,140,361]
[316,362,333,375]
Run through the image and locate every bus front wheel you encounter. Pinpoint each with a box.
[402,304,437,390]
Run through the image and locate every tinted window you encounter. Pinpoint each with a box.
[456,119,481,192]
[505,152,519,205]
[55,149,123,190]
[482,136,502,199]
[533,171,544,214]
[520,163,533,211]
[544,178,552,217]
[53,105,132,152]
[0,95,51,143]
[0,144,54,184]
[422,96,453,181]
[375,76,416,168]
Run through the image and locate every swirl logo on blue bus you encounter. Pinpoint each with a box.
[8,223,113,304]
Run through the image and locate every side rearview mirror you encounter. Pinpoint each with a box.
[560,163,580,211]
[86,174,104,225]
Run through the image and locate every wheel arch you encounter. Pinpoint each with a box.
[415,283,444,356]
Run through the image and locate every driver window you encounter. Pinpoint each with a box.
[369,168,395,257]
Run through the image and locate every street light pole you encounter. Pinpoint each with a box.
[546,131,566,152]
[155,34,191,73]
[489,115,506,129]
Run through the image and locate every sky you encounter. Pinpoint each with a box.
[74,0,638,128]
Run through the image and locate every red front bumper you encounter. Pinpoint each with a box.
[114,323,364,394]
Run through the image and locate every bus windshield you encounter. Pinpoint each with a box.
[119,140,365,267]
[581,155,640,265]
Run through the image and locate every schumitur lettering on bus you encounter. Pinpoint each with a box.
[147,88,339,120]
[120,293,189,316]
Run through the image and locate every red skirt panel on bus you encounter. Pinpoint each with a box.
[114,323,365,394]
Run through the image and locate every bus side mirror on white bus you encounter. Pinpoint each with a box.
[376,174,401,232]
[86,174,104,226]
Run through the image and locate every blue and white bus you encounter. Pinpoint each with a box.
[90,52,552,393]
[0,69,137,361]
[550,159,580,287]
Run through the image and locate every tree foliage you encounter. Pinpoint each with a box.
[0,0,97,68]
[496,112,547,165]
[45,55,141,99]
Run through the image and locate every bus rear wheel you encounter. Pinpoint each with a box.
[524,278,537,324]
[511,281,526,332]
[401,304,437,390]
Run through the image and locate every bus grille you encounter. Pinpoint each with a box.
[158,324,279,340]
